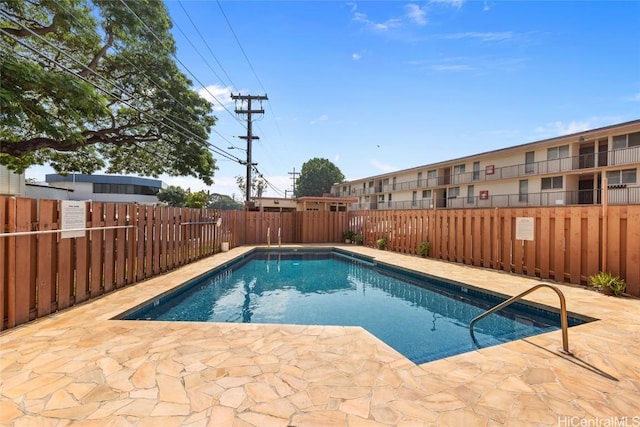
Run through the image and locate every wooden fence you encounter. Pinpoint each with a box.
[350,205,639,296]
[1,196,637,331]
[0,198,349,330]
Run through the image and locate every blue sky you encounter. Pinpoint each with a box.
[28,0,640,199]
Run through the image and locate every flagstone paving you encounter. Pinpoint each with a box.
[1,245,639,426]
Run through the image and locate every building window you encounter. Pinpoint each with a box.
[449,187,460,198]
[412,191,417,206]
[453,164,465,175]
[547,145,569,160]
[467,185,475,204]
[606,169,637,185]
[387,193,392,207]
[525,151,535,173]
[93,183,158,195]
[427,170,437,179]
[392,177,397,190]
[422,189,431,199]
[541,176,563,190]
[612,132,640,150]
[417,172,422,187]
[519,180,528,202]
[473,162,480,181]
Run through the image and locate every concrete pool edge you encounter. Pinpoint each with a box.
[2,244,639,425]
[115,245,596,365]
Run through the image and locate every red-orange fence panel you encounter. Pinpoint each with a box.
[36,200,57,317]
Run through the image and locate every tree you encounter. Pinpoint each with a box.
[295,158,345,197]
[0,0,217,184]
[157,185,187,207]
[208,193,244,210]
[184,190,209,208]
[235,175,267,198]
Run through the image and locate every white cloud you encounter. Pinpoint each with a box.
[352,53,362,60]
[346,2,357,13]
[334,154,341,163]
[441,32,513,42]
[353,11,402,32]
[405,4,428,25]
[431,64,474,72]
[430,0,465,8]
[197,84,234,112]
[535,120,591,137]
[310,114,329,125]
[370,159,396,173]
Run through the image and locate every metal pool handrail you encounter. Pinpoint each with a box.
[469,283,571,354]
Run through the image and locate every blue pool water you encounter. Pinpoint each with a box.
[120,249,590,364]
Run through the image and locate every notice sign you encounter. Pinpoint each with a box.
[61,201,86,239]
[515,217,534,241]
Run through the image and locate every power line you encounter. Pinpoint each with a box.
[168,1,287,196]
[116,0,243,126]
[215,0,266,93]
[213,0,284,143]
[48,2,245,161]
[176,0,238,92]
[0,19,244,166]
[7,4,247,167]
[4,2,289,196]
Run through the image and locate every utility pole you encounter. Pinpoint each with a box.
[288,168,300,197]
[231,93,268,205]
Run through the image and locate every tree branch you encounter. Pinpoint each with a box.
[1,127,161,157]
[0,13,60,38]
[79,27,114,78]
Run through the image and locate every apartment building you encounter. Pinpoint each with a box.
[330,120,640,210]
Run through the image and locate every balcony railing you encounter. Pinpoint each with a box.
[349,187,640,210]
[334,146,640,197]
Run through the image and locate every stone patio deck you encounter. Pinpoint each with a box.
[1,245,639,426]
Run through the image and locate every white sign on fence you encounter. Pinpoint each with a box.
[515,217,534,241]
[61,201,86,239]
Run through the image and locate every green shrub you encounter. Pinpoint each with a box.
[353,233,363,244]
[419,241,431,257]
[376,238,387,250]
[589,271,626,296]
[342,231,355,241]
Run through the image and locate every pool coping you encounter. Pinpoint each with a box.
[2,244,640,425]
[117,246,596,365]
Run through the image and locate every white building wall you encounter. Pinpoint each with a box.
[0,165,26,196]
[24,185,72,200]
[46,177,161,203]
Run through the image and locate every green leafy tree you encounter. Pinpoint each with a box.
[295,158,345,197]
[0,0,217,184]
[157,185,186,207]
[208,193,243,210]
[184,190,209,208]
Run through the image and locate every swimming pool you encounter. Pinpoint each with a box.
[119,249,590,364]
